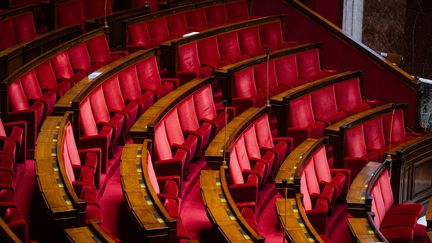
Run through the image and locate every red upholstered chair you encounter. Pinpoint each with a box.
[226,0,255,21]
[79,97,114,173]
[311,86,347,126]
[313,146,350,204]
[0,18,17,50]
[86,35,126,66]
[229,146,258,207]
[259,22,298,51]
[364,117,387,162]
[334,78,376,115]
[185,8,208,31]
[193,85,233,136]
[300,170,329,234]
[274,55,308,88]
[56,0,86,30]
[254,61,289,96]
[296,49,336,81]
[371,169,423,243]
[163,109,198,175]
[68,43,102,74]
[253,115,291,179]
[64,123,100,187]
[102,76,139,135]
[147,150,180,200]
[0,205,28,243]
[118,66,154,115]
[147,17,174,44]
[205,4,229,26]
[197,36,230,69]
[177,97,212,154]
[235,136,267,186]
[343,125,380,181]
[154,122,187,186]
[166,13,189,37]
[0,118,25,163]
[84,0,112,19]
[12,12,37,43]
[51,52,87,86]
[164,198,191,240]
[35,60,71,97]
[286,95,325,146]
[238,26,265,56]
[233,68,266,113]
[217,31,250,63]
[136,55,178,100]
[241,207,258,232]
[176,42,213,84]
[383,110,420,146]
[20,70,57,117]
[127,22,158,51]
[243,125,275,183]
[7,80,44,149]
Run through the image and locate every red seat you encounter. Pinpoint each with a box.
[274,54,308,88]
[147,150,180,201]
[254,61,289,96]
[176,42,213,84]
[311,86,347,126]
[79,97,114,173]
[12,12,37,43]
[185,8,208,31]
[127,22,158,52]
[197,36,230,69]
[68,43,102,74]
[226,0,255,21]
[205,4,229,27]
[56,0,86,31]
[238,26,265,56]
[35,60,71,97]
[286,95,325,146]
[51,52,87,85]
[229,146,258,206]
[86,35,125,66]
[235,136,267,186]
[344,125,380,181]
[118,66,154,115]
[166,13,189,37]
[383,110,420,146]
[177,97,212,155]
[233,68,266,113]
[7,80,45,149]
[253,115,291,179]
[296,49,337,81]
[0,18,17,50]
[334,77,376,115]
[364,117,387,162]
[217,31,250,63]
[147,17,175,44]
[259,22,298,51]
[136,56,178,100]
[0,118,25,163]
[164,198,191,240]
[102,76,139,135]
[84,0,112,19]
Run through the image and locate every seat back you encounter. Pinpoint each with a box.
[177,42,202,72]
[288,95,316,128]
[234,136,252,172]
[146,150,160,194]
[166,13,188,36]
[13,11,37,42]
[35,60,59,90]
[0,18,17,50]
[132,0,158,11]
[67,43,92,72]
[8,80,29,111]
[334,78,363,112]
[89,87,111,124]
[313,146,332,184]
[303,157,321,195]
[84,0,112,19]
[177,97,200,131]
[51,52,75,79]
[238,26,262,55]
[86,35,111,64]
[128,22,151,47]
[164,109,185,146]
[259,22,283,50]
[226,0,250,20]
[65,123,81,167]
[205,4,228,25]
[297,49,321,79]
[371,176,386,229]
[0,118,6,137]
[344,125,367,158]
[118,66,142,101]
[136,55,162,90]
[147,17,170,44]
[79,98,99,136]
[311,86,339,120]
[275,55,300,87]
[254,61,278,92]
[364,117,386,151]
[56,0,86,28]
[383,110,406,144]
[62,136,76,183]
[300,171,312,210]
[102,75,126,111]
[186,8,208,31]
[254,114,274,148]
[193,85,217,120]
[229,146,244,184]
[243,125,261,159]
[198,36,223,68]
[234,68,257,98]
[218,31,242,60]
[20,70,43,99]
[154,122,173,160]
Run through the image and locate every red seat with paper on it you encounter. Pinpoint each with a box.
[136,55,178,100]
[286,95,325,147]
[311,86,347,126]
[176,42,213,84]
[334,77,377,115]
[274,54,309,88]
[217,31,250,63]
[296,48,337,81]
[259,21,298,51]
[232,68,266,113]
[238,26,265,56]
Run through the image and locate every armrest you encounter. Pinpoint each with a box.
[154,158,183,178]
[161,78,180,88]
[157,193,179,203]
[242,169,262,183]
[0,201,18,209]
[305,198,328,235]
[176,71,197,84]
[109,109,128,117]
[171,143,189,156]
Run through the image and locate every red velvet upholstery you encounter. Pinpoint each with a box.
[185,8,208,31]
[205,4,229,26]
[235,136,267,186]
[86,35,124,66]
[254,61,288,96]
[147,17,173,44]
[238,26,265,56]
[35,60,71,96]
[56,0,86,30]
[12,12,37,43]
[136,55,178,100]
[84,0,112,19]
[226,0,254,21]
[296,49,336,80]
[197,36,230,69]
[364,117,386,161]
[68,43,102,74]
[217,31,250,63]
[334,78,374,115]
[147,151,180,200]
[176,42,213,84]
[259,21,298,51]
[0,18,17,50]
[20,70,57,116]
[286,95,325,146]
[274,54,308,88]
[166,13,189,37]
[311,86,346,126]
[0,118,25,163]
[233,68,266,113]
[127,22,158,51]
[383,110,420,146]
[51,52,87,85]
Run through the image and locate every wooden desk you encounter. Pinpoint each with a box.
[348,218,380,243]
[121,141,176,242]
[200,169,264,242]
[275,196,324,243]
[64,221,116,243]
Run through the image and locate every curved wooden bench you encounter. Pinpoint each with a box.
[64,221,116,243]
[201,168,264,242]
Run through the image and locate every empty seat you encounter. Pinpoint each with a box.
[0,118,25,163]
[286,95,326,146]
[296,49,337,81]
[86,35,126,66]
[383,110,420,146]
[226,0,254,21]
[197,36,230,69]
[176,42,213,84]
[166,13,189,37]
[235,136,267,186]
[147,150,180,201]
[205,4,229,26]
[127,22,158,51]
[218,31,250,63]
[0,18,17,50]
[274,54,308,88]
[147,17,174,44]
[0,204,27,242]
[259,22,298,51]
[364,117,387,162]
[238,26,265,56]
[334,78,376,115]
[254,61,289,96]
[56,0,87,30]
[67,43,102,74]
[12,11,37,43]
[84,0,112,19]
[35,60,71,97]
[233,68,266,113]
[186,8,208,31]
[51,52,87,86]
[311,86,347,126]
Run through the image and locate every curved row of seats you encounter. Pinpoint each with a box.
[126,0,256,52]
[1,29,123,149]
